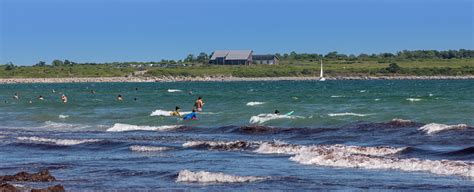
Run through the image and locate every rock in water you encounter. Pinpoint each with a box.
[31,185,65,192]
[0,170,56,182]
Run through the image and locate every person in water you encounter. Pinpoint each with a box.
[117,95,123,101]
[61,94,68,103]
[274,110,280,115]
[171,106,182,117]
[13,93,19,100]
[90,90,96,94]
[183,109,198,120]
[38,95,44,100]
[194,96,204,112]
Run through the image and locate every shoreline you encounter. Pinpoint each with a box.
[0,75,473,84]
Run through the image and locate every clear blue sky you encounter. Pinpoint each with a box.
[1,0,473,65]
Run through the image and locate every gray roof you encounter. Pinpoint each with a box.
[210,50,252,60]
[210,50,229,60]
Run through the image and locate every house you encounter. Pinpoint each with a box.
[252,54,280,65]
[209,50,253,65]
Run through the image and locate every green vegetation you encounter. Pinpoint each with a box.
[1,49,473,78]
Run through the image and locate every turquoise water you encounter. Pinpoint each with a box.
[0,80,473,190]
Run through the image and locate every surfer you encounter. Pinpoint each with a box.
[171,106,182,117]
[61,94,68,103]
[38,95,44,100]
[13,93,19,100]
[117,95,123,101]
[194,96,204,112]
[183,109,198,120]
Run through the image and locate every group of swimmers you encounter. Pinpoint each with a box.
[9,92,68,104]
[170,96,204,120]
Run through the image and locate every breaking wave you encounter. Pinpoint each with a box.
[106,123,179,132]
[331,95,345,98]
[418,123,469,135]
[185,140,473,178]
[406,98,422,102]
[167,89,182,92]
[58,114,69,119]
[129,145,172,152]
[246,101,265,106]
[176,170,269,183]
[249,113,303,124]
[17,136,100,146]
[327,112,372,117]
[41,121,92,131]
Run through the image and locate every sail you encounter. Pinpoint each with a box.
[320,60,324,78]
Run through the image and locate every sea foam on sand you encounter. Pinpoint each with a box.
[176,170,269,183]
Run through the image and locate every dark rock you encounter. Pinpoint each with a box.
[31,185,65,192]
[0,182,18,192]
[0,170,55,182]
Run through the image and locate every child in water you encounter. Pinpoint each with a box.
[61,94,68,103]
[183,109,198,120]
[171,106,182,117]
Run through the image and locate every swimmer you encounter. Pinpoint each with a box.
[183,109,198,120]
[170,106,182,117]
[117,94,123,101]
[61,94,68,103]
[13,93,19,100]
[194,96,204,112]
[274,110,280,115]
[90,90,96,94]
[38,95,44,100]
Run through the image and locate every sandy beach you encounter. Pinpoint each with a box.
[0,75,473,84]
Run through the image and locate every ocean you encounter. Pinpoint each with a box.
[0,80,473,190]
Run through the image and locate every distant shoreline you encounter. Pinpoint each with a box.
[1,75,473,84]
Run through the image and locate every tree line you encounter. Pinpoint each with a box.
[2,49,473,69]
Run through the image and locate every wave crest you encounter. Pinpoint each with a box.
[176,170,269,183]
[129,145,171,152]
[328,113,372,117]
[249,113,303,124]
[106,123,179,132]
[246,102,265,106]
[17,136,100,146]
[418,123,469,134]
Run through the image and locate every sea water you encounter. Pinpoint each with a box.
[0,80,473,190]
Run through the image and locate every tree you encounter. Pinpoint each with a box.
[64,60,72,65]
[184,54,195,63]
[52,59,64,67]
[196,52,209,63]
[386,63,401,73]
[325,51,338,59]
[34,61,47,67]
[4,62,16,71]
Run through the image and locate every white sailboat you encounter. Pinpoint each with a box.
[319,59,326,81]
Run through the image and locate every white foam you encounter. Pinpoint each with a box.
[246,101,265,106]
[360,90,367,93]
[106,123,179,132]
[176,170,268,183]
[249,113,303,124]
[150,109,191,117]
[331,95,345,98]
[167,89,182,92]
[374,98,381,101]
[328,112,372,117]
[418,123,469,134]
[17,136,100,146]
[406,98,422,102]
[254,142,473,178]
[58,114,69,119]
[129,145,171,152]
[41,121,91,131]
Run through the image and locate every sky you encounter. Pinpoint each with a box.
[0,0,473,65]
